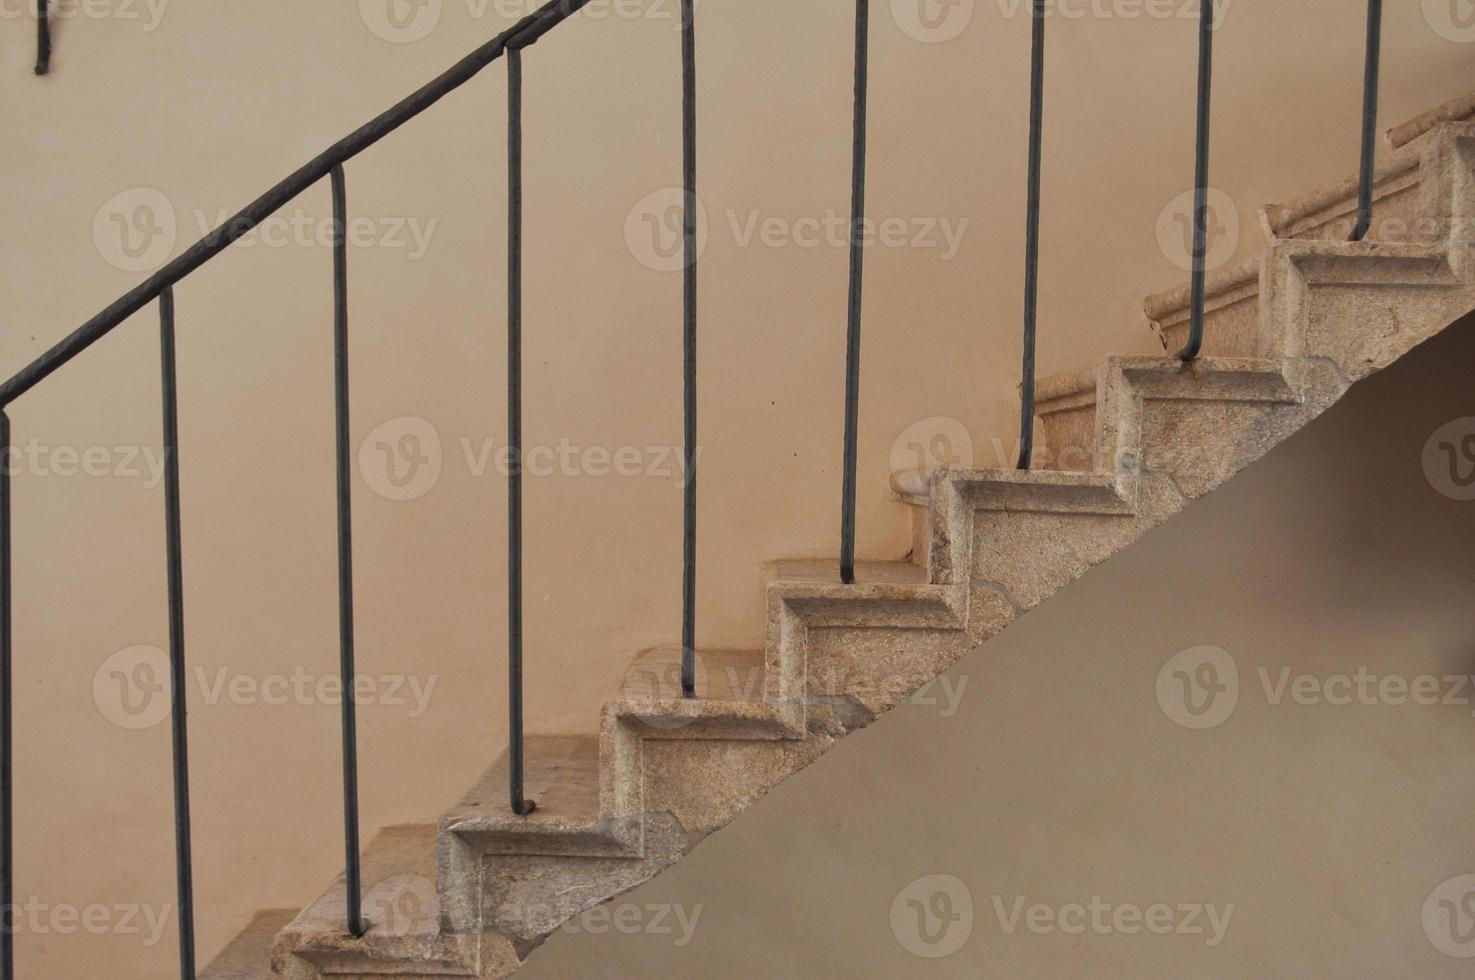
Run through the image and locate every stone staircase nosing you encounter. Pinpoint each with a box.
[202,92,1475,979]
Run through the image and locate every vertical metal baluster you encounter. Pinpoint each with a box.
[1179,0,1214,362]
[1017,0,1046,471]
[35,0,50,76]
[840,0,869,586]
[1352,0,1384,243]
[0,409,12,980]
[159,287,197,978]
[681,0,698,698]
[507,46,536,818]
[329,165,367,939]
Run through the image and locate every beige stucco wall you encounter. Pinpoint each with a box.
[526,315,1475,977]
[4,1,1475,975]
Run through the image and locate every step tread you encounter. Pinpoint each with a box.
[891,466,1116,500]
[768,559,928,586]
[200,908,298,980]
[446,734,603,833]
[280,824,440,946]
[618,646,766,703]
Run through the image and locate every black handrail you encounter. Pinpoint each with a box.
[1352,0,1384,242]
[506,44,535,819]
[329,164,367,937]
[839,0,869,586]
[1178,0,1215,362]
[34,0,50,76]
[1017,0,1046,471]
[158,286,197,977]
[680,0,699,696]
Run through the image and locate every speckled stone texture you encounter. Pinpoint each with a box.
[206,91,1475,980]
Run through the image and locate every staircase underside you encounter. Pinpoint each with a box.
[205,90,1475,979]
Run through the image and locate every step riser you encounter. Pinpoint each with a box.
[1036,398,1097,473]
[1151,267,1263,359]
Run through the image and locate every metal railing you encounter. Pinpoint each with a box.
[2,2,603,974]
[1353,0,1386,243]
[34,0,50,76]
[839,0,870,584]
[1016,0,1047,469]
[0,1,1392,976]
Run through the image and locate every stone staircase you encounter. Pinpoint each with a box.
[205,90,1475,979]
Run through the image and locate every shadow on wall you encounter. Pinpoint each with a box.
[523,312,1475,977]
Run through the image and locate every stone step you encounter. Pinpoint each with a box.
[767,558,929,586]
[1146,257,1263,358]
[1260,145,1425,243]
[1261,86,1475,242]
[273,824,473,977]
[441,734,635,860]
[200,908,297,980]
[618,646,766,703]
[1144,88,1475,359]
[893,466,1131,513]
[1033,355,1298,479]
[606,647,803,741]
[764,558,961,630]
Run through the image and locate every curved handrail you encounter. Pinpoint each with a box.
[0,0,590,409]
